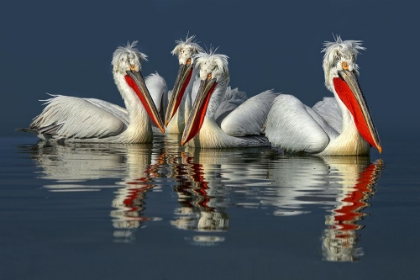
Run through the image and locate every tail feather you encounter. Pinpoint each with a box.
[17,122,63,140]
[37,123,63,135]
[16,127,38,135]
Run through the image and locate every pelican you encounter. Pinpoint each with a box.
[181,51,279,148]
[24,41,165,143]
[165,35,248,135]
[165,35,204,133]
[264,36,382,155]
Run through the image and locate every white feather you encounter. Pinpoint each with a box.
[265,36,375,155]
[312,97,341,133]
[221,90,278,136]
[265,94,332,153]
[166,35,203,134]
[322,36,364,92]
[27,41,159,143]
[185,51,279,148]
[146,72,168,118]
[214,87,247,125]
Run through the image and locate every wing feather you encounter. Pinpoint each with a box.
[214,87,247,126]
[221,90,279,136]
[264,94,330,153]
[85,98,129,125]
[312,97,342,133]
[30,95,125,139]
[145,72,168,120]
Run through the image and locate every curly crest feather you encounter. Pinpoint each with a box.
[171,34,204,56]
[194,51,229,82]
[322,35,366,91]
[112,41,147,73]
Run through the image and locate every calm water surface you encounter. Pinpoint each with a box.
[1,133,419,280]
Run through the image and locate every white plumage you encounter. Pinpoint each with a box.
[264,36,381,155]
[181,51,279,148]
[145,72,169,125]
[165,35,251,136]
[26,41,165,143]
[165,35,204,134]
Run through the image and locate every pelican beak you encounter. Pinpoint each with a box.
[181,77,217,146]
[165,63,194,126]
[336,70,382,153]
[126,70,165,133]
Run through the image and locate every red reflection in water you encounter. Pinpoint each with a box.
[170,152,229,234]
[331,160,382,230]
[111,153,165,238]
[323,159,383,262]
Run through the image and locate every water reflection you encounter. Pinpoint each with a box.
[167,149,231,246]
[267,155,383,261]
[26,140,165,243]
[170,151,232,230]
[22,136,384,257]
[321,158,383,262]
[110,152,165,243]
[164,134,272,245]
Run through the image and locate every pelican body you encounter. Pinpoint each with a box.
[264,37,381,155]
[181,52,278,148]
[25,42,165,143]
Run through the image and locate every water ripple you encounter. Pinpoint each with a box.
[19,135,384,258]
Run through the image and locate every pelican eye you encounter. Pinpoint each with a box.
[342,61,349,70]
[207,73,212,80]
[130,64,136,71]
[186,58,192,65]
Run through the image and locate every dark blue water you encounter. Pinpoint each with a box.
[1,132,419,280]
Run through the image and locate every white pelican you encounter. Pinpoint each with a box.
[165,35,248,135]
[165,35,204,133]
[181,51,279,148]
[264,36,382,155]
[25,41,165,143]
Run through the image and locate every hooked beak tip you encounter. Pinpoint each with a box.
[377,145,383,154]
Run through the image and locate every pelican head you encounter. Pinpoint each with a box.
[181,51,229,146]
[322,36,381,153]
[171,35,204,65]
[165,35,204,125]
[322,37,364,92]
[195,51,229,84]
[112,41,148,74]
[112,41,165,133]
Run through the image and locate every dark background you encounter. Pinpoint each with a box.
[1,0,416,148]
